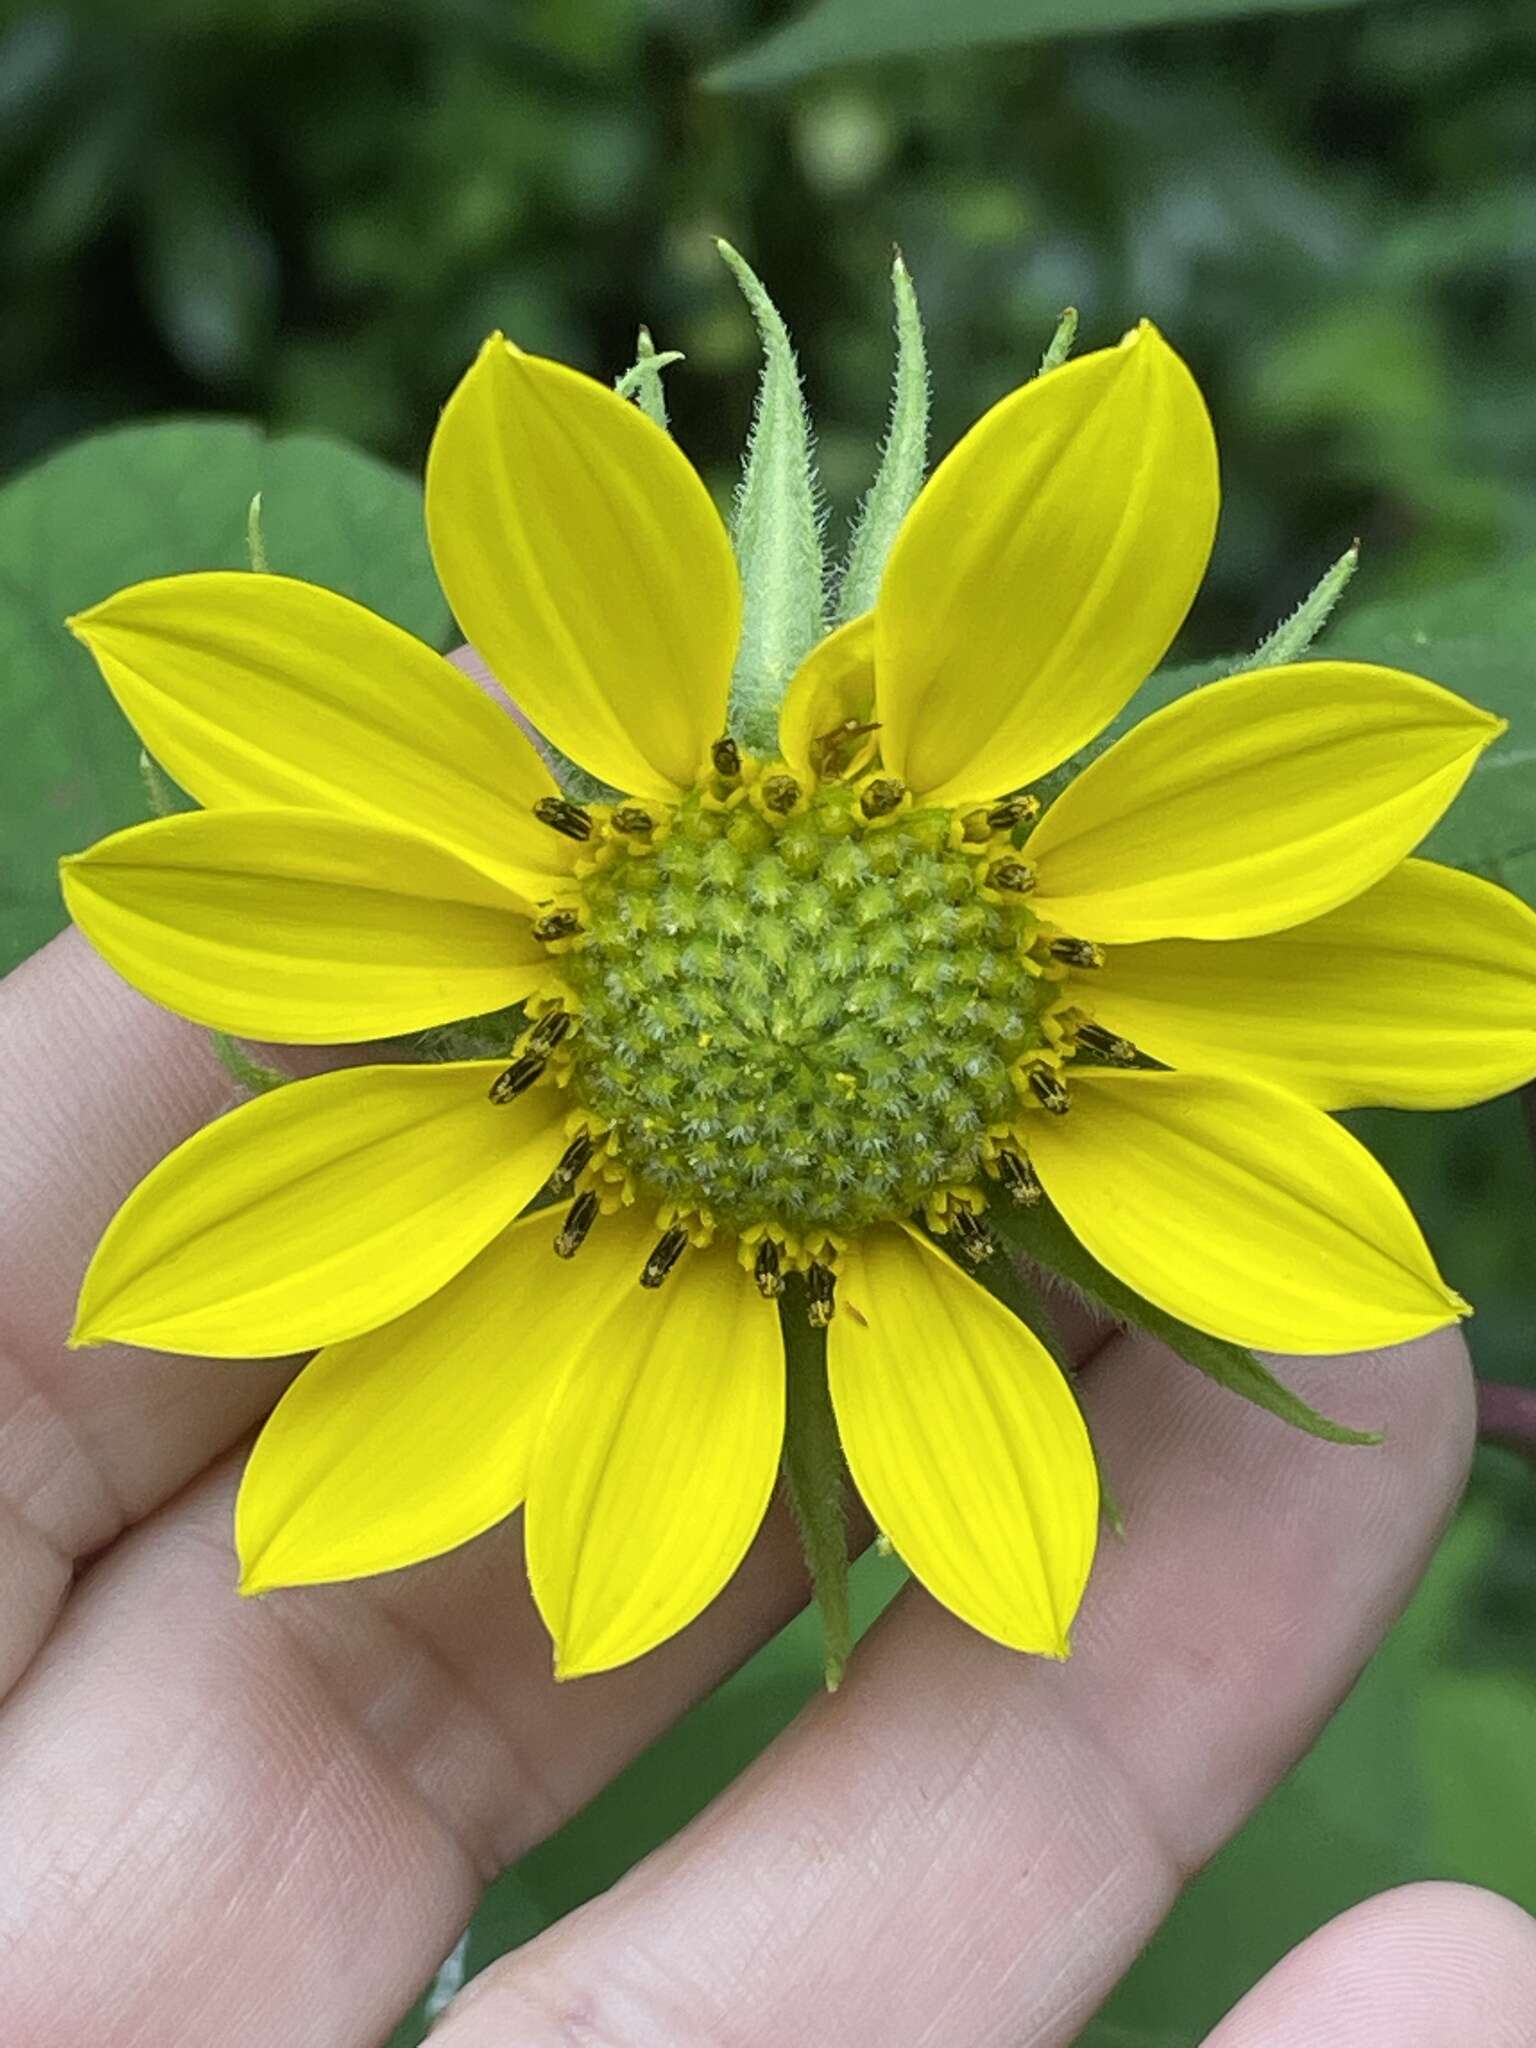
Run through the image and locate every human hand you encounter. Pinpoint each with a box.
[2,929,1532,2046]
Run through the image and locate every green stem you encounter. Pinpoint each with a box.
[779,1302,852,1690]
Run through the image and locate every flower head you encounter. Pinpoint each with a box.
[60,315,1536,1679]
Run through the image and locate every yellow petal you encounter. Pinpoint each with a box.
[1028,662,1504,941]
[68,571,568,902]
[1025,1071,1464,1353]
[1092,859,1536,1110]
[526,1209,783,1677]
[62,808,550,1045]
[237,1212,572,1592]
[875,323,1218,804]
[829,1224,1098,1656]
[426,337,741,802]
[777,612,877,781]
[73,1062,566,1357]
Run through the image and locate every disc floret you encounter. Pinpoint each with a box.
[505,751,1122,1294]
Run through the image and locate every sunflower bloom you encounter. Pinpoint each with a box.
[61,321,1536,1679]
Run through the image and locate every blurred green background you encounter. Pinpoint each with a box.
[3,0,1535,2039]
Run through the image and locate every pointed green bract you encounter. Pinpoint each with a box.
[950,1230,1127,1535]
[1240,541,1361,671]
[1038,306,1079,376]
[245,491,268,573]
[779,1300,852,1690]
[718,239,826,751]
[989,1197,1382,1446]
[614,325,684,432]
[837,251,929,625]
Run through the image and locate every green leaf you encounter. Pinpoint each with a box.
[718,240,826,752]
[988,1198,1382,1446]
[706,0,1377,93]
[0,419,451,975]
[778,1302,852,1690]
[835,251,928,625]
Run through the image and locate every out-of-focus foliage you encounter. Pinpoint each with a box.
[708,0,1379,90]
[4,2,1536,2042]
[0,421,449,966]
[4,0,1536,655]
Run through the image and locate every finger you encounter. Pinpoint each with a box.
[429,1326,1475,2047]
[0,1451,837,2048]
[1202,1883,1536,2045]
[0,933,293,1694]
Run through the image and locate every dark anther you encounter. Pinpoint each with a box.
[554,1190,600,1259]
[640,1226,690,1290]
[1048,937,1105,970]
[548,1130,594,1196]
[806,1260,838,1327]
[712,735,743,780]
[952,1209,994,1265]
[611,804,655,840]
[1026,1065,1071,1116]
[810,718,881,780]
[526,1007,573,1055]
[761,772,801,816]
[533,796,593,842]
[532,908,583,943]
[754,1238,785,1300]
[1074,1021,1140,1066]
[489,1053,546,1104]
[987,858,1037,896]
[987,793,1041,831]
[859,776,906,820]
[997,1149,1043,1205]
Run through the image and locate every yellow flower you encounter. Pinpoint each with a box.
[60,322,1535,1680]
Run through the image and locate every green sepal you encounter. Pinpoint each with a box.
[245,490,268,573]
[614,325,684,432]
[836,250,929,624]
[1037,305,1079,376]
[778,1295,852,1690]
[138,746,184,821]
[1239,541,1361,672]
[718,240,827,753]
[937,1229,1126,1536]
[987,1197,1382,1447]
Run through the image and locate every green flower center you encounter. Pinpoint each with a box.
[559,784,1052,1241]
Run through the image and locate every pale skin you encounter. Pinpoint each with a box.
[4,924,1536,2039]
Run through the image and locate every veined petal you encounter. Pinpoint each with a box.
[777,613,877,781]
[1027,663,1504,942]
[1026,1071,1465,1353]
[1092,859,1536,1110]
[68,572,569,902]
[62,809,550,1045]
[830,1224,1098,1657]
[875,323,1217,804]
[237,1211,572,1592]
[526,1209,783,1678]
[426,337,741,803]
[73,1062,566,1357]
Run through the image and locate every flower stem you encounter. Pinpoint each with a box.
[779,1304,852,1691]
